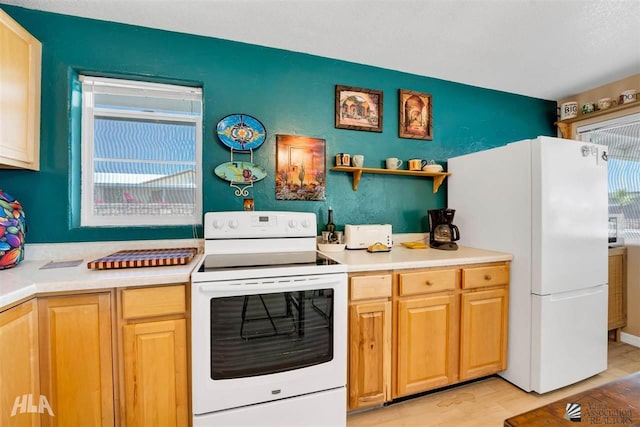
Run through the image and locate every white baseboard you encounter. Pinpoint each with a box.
[620,332,640,348]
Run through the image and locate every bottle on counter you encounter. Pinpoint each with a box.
[324,206,336,240]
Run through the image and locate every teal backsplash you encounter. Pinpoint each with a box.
[0,4,556,243]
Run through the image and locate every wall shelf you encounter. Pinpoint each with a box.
[555,100,640,138]
[331,166,451,193]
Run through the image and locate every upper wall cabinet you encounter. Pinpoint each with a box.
[0,9,41,171]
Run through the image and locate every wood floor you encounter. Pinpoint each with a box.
[347,340,640,427]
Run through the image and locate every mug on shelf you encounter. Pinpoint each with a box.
[559,101,578,120]
[352,154,364,167]
[619,89,637,105]
[597,97,616,110]
[582,103,595,114]
[408,159,427,171]
[385,157,402,170]
[335,153,350,166]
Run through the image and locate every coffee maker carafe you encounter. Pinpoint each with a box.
[428,208,460,250]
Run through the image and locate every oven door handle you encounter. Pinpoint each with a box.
[195,276,344,295]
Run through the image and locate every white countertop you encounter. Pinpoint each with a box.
[1,236,512,310]
[1,239,202,310]
[320,244,513,272]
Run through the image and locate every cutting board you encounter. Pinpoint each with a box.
[87,247,198,270]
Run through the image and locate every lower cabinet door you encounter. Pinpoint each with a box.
[608,248,626,331]
[123,319,189,427]
[396,293,457,397]
[0,299,40,427]
[459,287,508,381]
[348,300,391,410]
[38,293,114,427]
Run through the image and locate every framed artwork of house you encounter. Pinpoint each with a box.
[335,85,383,132]
[275,134,326,201]
[399,89,432,140]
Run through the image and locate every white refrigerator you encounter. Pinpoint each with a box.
[448,136,608,394]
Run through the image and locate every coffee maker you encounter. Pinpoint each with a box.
[428,208,460,250]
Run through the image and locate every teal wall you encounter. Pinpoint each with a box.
[0,5,556,243]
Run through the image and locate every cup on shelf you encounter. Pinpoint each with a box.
[582,103,595,114]
[335,153,350,166]
[597,97,616,110]
[408,159,427,171]
[385,157,402,170]
[559,101,578,120]
[352,154,364,167]
[619,89,637,105]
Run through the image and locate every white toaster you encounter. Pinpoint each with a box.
[344,224,393,249]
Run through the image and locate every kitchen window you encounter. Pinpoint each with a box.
[79,76,202,227]
[578,113,640,241]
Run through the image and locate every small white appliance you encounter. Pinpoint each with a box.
[448,136,608,394]
[344,224,392,249]
[191,211,347,426]
[608,213,625,247]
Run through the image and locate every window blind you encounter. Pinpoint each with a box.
[80,75,203,227]
[578,113,640,239]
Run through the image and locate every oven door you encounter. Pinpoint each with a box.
[192,272,347,415]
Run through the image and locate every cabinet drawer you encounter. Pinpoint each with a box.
[350,274,392,301]
[398,269,459,296]
[121,285,186,319]
[462,264,509,289]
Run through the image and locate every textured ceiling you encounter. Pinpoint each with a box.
[2,0,639,100]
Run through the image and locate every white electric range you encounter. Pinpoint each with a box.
[191,211,347,427]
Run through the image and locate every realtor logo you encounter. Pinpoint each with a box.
[565,402,581,422]
[11,394,54,417]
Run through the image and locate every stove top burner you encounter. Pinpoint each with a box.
[198,251,340,273]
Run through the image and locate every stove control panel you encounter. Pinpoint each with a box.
[204,211,316,239]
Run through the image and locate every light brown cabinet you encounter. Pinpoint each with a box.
[0,283,190,427]
[0,9,41,170]
[395,268,459,398]
[347,274,392,410]
[0,299,40,427]
[608,247,627,341]
[38,293,115,427]
[396,292,457,396]
[396,264,508,397]
[118,284,189,427]
[459,264,509,381]
[347,261,510,410]
[459,287,508,381]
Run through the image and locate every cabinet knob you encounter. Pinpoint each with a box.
[484,274,492,280]
[425,280,433,286]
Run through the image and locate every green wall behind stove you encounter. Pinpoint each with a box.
[0,4,556,243]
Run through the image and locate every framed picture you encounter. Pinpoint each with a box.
[335,85,383,132]
[275,134,326,201]
[399,89,432,140]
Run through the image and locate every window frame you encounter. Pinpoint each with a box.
[79,76,203,227]
[578,112,640,241]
